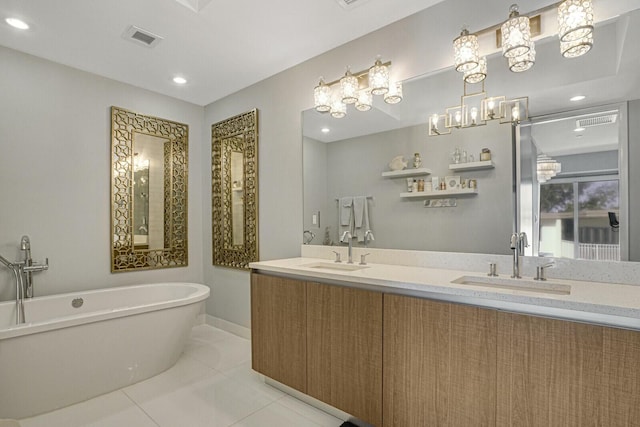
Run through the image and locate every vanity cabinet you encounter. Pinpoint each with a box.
[383,295,497,427]
[250,274,307,393]
[252,272,640,427]
[497,312,640,427]
[251,273,383,425]
[307,282,383,426]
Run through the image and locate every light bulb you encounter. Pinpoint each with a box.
[455,110,462,125]
[471,107,478,125]
[512,105,520,121]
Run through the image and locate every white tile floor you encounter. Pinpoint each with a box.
[20,325,343,427]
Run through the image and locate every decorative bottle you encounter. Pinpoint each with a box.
[413,152,422,168]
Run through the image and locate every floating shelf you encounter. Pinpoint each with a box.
[448,160,494,172]
[382,167,432,178]
[400,188,478,199]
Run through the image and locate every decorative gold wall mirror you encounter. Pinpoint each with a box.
[111,106,189,272]
[212,109,259,269]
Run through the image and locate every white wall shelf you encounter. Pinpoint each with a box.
[400,188,478,199]
[382,167,432,178]
[448,160,494,172]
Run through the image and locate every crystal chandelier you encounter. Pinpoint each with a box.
[501,4,532,59]
[464,57,487,84]
[312,58,401,119]
[453,28,479,72]
[508,41,536,72]
[537,154,562,182]
[558,0,594,42]
[561,30,593,58]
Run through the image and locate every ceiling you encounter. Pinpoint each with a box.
[303,1,640,143]
[0,0,447,106]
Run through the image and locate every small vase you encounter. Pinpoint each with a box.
[413,153,422,168]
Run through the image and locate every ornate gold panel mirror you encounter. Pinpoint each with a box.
[212,109,259,269]
[111,106,188,272]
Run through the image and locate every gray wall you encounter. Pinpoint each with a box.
[0,46,205,301]
[555,150,618,174]
[317,121,513,254]
[303,137,329,243]
[630,100,640,261]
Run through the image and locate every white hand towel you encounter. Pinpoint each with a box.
[340,197,353,226]
[353,196,370,242]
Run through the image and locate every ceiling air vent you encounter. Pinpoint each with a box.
[576,113,617,128]
[335,0,371,10]
[123,25,163,48]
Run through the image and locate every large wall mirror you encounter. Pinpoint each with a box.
[302,6,640,262]
[212,109,259,269]
[111,106,188,272]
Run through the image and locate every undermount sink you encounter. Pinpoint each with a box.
[451,275,571,295]
[301,262,370,272]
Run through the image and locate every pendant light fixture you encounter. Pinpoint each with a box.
[313,78,331,113]
[508,41,536,72]
[464,57,487,84]
[501,4,532,59]
[368,58,390,95]
[313,58,401,119]
[340,68,359,104]
[561,31,593,58]
[537,154,562,182]
[453,28,480,72]
[558,0,594,42]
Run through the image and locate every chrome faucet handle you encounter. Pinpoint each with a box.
[332,251,342,263]
[519,232,529,249]
[23,258,49,272]
[340,231,352,242]
[534,261,554,281]
[510,233,518,249]
[488,263,498,277]
[359,253,371,265]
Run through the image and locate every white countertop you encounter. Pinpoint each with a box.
[250,257,640,330]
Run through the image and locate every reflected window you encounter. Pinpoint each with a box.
[539,179,619,260]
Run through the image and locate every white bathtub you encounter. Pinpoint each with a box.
[0,282,209,419]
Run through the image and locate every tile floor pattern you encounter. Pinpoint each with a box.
[20,325,343,427]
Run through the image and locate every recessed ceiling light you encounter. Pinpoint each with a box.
[173,76,187,85]
[6,18,29,30]
[321,127,330,133]
[570,95,586,102]
[574,127,585,132]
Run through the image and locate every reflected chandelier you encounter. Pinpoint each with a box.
[313,58,403,119]
[537,154,562,182]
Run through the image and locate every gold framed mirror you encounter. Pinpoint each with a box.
[111,106,188,272]
[212,109,259,269]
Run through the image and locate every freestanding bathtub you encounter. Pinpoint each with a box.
[0,282,209,419]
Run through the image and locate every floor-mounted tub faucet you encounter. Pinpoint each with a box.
[340,231,353,264]
[19,235,49,298]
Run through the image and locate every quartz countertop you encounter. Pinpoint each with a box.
[250,257,640,330]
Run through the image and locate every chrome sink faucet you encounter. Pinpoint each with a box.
[364,230,375,247]
[340,231,353,264]
[510,232,528,279]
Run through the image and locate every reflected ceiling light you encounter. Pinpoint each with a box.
[570,95,586,101]
[321,127,330,134]
[314,78,332,113]
[464,57,487,84]
[384,82,403,104]
[313,58,401,118]
[561,31,593,58]
[368,58,390,95]
[5,17,29,30]
[172,76,187,84]
[355,89,373,111]
[537,154,562,182]
[340,68,359,104]
[501,4,532,59]
[508,41,535,72]
[574,126,585,132]
[453,28,479,73]
[330,96,346,119]
[558,0,594,42]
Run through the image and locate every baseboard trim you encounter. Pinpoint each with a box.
[204,314,251,340]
